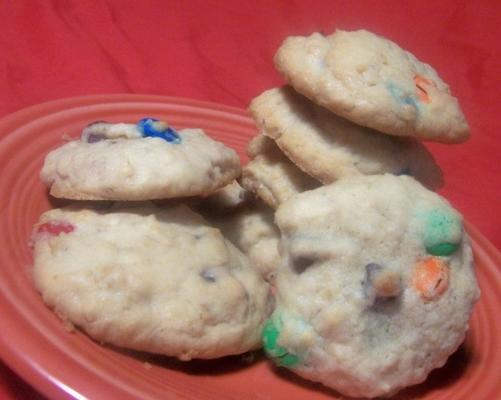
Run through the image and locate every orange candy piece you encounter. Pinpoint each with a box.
[414,75,436,103]
[412,257,449,301]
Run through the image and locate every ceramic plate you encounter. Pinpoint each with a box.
[0,95,500,400]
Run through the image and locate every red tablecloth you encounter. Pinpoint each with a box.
[1,1,499,398]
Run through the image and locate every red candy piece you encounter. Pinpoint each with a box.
[36,221,75,236]
[414,75,436,104]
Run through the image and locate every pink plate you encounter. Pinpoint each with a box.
[0,95,500,400]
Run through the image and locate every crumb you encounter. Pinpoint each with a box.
[61,318,75,332]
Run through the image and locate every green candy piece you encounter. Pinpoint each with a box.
[426,242,459,256]
[262,318,285,357]
[423,209,462,256]
[262,316,300,367]
[276,352,300,367]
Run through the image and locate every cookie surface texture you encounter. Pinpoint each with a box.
[205,201,281,282]
[241,134,320,208]
[275,30,469,143]
[32,204,272,360]
[269,174,479,398]
[250,87,443,189]
[41,121,241,200]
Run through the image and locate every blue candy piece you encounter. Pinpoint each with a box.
[387,83,420,112]
[137,118,181,144]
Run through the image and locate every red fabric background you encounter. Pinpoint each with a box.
[0,1,499,398]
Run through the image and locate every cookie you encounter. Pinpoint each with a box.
[32,204,273,360]
[274,30,469,143]
[241,134,320,208]
[41,119,241,201]
[264,175,479,398]
[204,201,281,282]
[250,87,443,189]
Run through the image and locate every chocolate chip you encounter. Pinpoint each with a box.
[292,256,316,274]
[363,263,402,306]
[365,262,383,276]
[200,269,217,283]
[85,133,106,143]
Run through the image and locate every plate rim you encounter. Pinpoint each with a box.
[0,93,249,142]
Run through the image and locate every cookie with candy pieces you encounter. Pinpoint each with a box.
[249,86,443,189]
[264,174,479,398]
[32,203,273,360]
[41,118,241,201]
[275,30,470,143]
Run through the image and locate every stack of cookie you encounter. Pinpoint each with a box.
[32,118,274,361]
[30,28,481,399]
[239,29,479,398]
